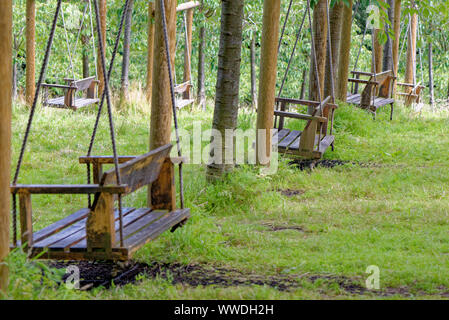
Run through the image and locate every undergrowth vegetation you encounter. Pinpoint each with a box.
[2,94,449,300]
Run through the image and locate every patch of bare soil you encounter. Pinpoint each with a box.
[49,261,449,298]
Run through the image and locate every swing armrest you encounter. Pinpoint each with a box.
[79,156,188,165]
[274,110,327,122]
[41,83,75,90]
[10,184,130,195]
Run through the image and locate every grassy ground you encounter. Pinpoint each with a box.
[2,96,449,300]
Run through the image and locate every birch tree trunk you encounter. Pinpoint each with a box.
[196,26,206,110]
[207,0,244,178]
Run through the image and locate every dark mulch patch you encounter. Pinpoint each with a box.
[289,159,350,171]
[279,188,305,197]
[49,261,449,297]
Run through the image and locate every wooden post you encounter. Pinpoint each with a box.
[97,0,107,96]
[256,0,281,166]
[151,158,176,210]
[183,8,194,100]
[149,0,177,206]
[392,0,402,94]
[0,0,12,293]
[336,0,353,101]
[372,29,383,74]
[405,3,417,90]
[26,0,36,107]
[146,1,155,103]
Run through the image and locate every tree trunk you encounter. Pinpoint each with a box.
[255,0,281,167]
[428,42,434,107]
[183,8,194,100]
[0,0,12,294]
[196,26,206,110]
[97,0,107,96]
[250,31,257,109]
[383,0,394,71]
[392,0,402,94]
[149,0,177,206]
[372,29,383,74]
[336,0,353,101]
[207,0,245,177]
[300,68,307,100]
[120,0,134,107]
[146,1,155,103]
[25,0,35,107]
[309,0,328,112]
[82,35,90,78]
[405,1,417,88]
[324,0,343,99]
[12,59,17,99]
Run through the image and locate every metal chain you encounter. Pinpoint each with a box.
[11,0,63,248]
[160,0,185,209]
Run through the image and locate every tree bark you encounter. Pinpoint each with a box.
[309,0,328,112]
[372,29,383,74]
[255,0,281,167]
[250,31,257,109]
[146,1,155,103]
[196,26,206,110]
[392,0,402,94]
[336,0,353,101]
[183,8,194,99]
[149,0,177,206]
[82,35,90,78]
[324,0,343,99]
[26,0,35,107]
[382,0,394,72]
[120,0,134,107]
[207,0,245,177]
[97,0,107,96]
[300,68,307,100]
[0,0,12,294]
[405,1,417,88]
[428,42,434,107]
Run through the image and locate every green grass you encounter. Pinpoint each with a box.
[2,98,449,300]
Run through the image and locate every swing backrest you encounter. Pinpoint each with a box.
[100,144,172,194]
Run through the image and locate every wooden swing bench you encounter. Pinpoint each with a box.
[42,76,100,111]
[10,144,190,261]
[174,81,195,109]
[274,96,337,159]
[347,70,396,120]
[396,82,425,106]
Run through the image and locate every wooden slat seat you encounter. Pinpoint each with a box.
[176,99,195,109]
[273,96,337,160]
[347,70,395,120]
[10,144,190,261]
[42,76,99,111]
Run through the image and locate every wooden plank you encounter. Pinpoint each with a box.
[319,135,335,153]
[11,184,129,194]
[27,247,129,261]
[176,99,194,109]
[79,156,137,164]
[150,158,176,211]
[71,208,152,249]
[116,210,168,245]
[86,193,115,253]
[34,217,87,249]
[125,209,190,251]
[278,130,301,149]
[19,192,33,249]
[273,129,290,143]
[274,110,327,122]
[101,144,172,194]
[176,1,200,12]
[72,98,99,109]
[53,207,136,250]
[32,208,89,244]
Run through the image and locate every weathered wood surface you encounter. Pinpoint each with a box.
[101,144,172,193]
[150,158,176,211]
[12,206,190,261]
[176,1,200,12]
[176,99,195,109]
[11,184,129,194]
[19,192,33,250]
